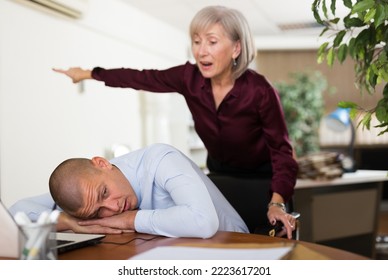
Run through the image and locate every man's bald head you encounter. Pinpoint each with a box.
[49,158,100,217]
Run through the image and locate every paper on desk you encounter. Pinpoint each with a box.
[130,245,292,260]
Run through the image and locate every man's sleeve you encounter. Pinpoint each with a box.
[134,151,219,238]
[8,193,56,222]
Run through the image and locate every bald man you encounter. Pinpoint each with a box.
[11,143,248,238]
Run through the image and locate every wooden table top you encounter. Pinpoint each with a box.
[59,231,368,260]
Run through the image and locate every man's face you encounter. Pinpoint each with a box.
[74,157,138,219]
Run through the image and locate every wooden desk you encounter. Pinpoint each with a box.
[294,169,388,259]
[58,231,367,260]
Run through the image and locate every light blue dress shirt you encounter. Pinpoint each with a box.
[9,144,248,238]
[9,193,59,222]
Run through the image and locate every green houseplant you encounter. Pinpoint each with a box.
[275,71,328,157]
[312,0,388,134]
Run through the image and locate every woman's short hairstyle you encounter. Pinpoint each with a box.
[189,5,256,80]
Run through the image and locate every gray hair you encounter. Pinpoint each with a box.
[189,6,256,79]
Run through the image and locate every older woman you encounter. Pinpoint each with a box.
[53,6,298,239]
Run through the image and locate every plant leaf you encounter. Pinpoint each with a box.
[313,6,324,25]
[376,102,388,123]
[330,0,336,15]
[319,26,329,37]
[361,112,372,130]
[329,17,340,24]
[327,47,335,66]
[338,101,358,109]
[377,127,388,136]
[317,42,329,63]
[348,37,356,59]
[343,0,353,9]
[322,0,328,18]
[349,108,358,120]
[367,66,378,88]
[344,16,365,28]
[355,29,371,49]
[374,122,388,128]
[374,4,386,27]
[333,30,346,47]
[363,8,376,23]
[383,84,388,98]
[337,44,348,63]
[380,67,388,82]
[352,0,375,14]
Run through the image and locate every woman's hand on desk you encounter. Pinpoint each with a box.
[56,212,124,234]
[267,206,296,240]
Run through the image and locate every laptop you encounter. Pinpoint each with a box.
[52,232,105,254]
[0,199,105,258]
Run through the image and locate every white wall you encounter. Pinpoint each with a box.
[0,0,191,207]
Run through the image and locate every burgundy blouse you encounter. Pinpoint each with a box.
[92,62,298,201]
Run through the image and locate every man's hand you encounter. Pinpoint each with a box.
[57,212,123,234]
[77,210,138,231]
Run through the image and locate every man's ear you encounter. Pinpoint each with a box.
[91,156,112,170]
